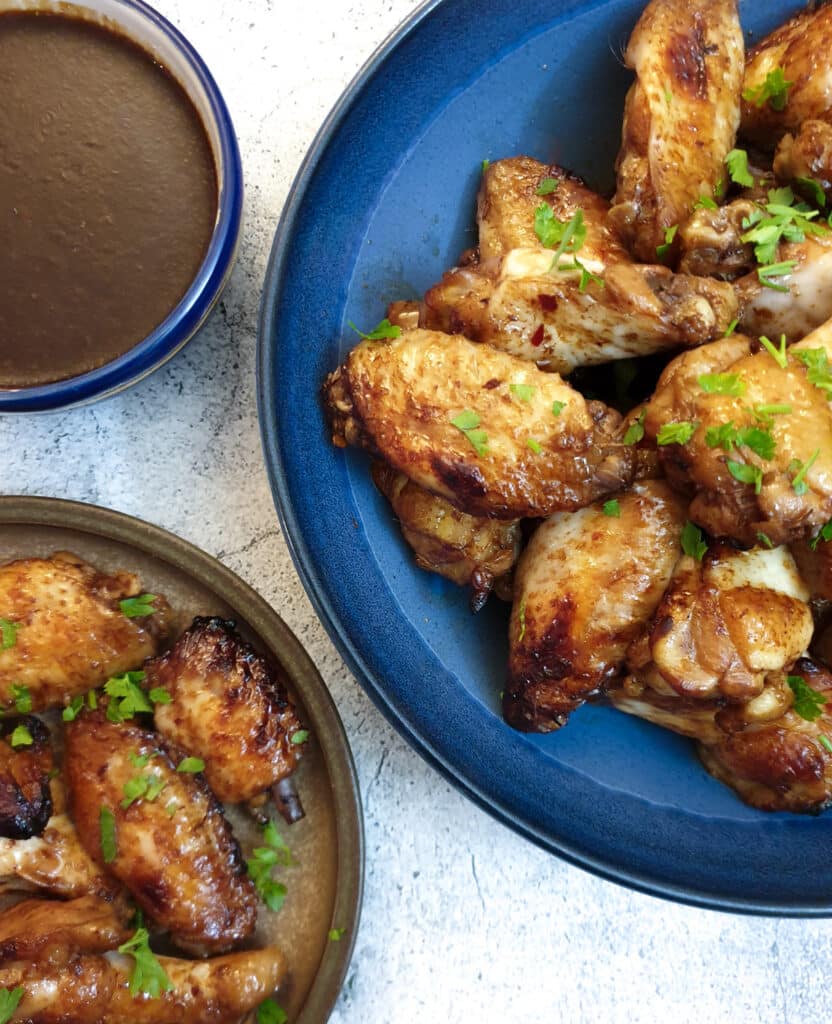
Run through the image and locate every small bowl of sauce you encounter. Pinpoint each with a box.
[0,0,242,411]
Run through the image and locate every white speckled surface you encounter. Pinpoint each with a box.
[4,0,832,1020]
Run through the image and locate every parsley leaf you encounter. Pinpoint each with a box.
[118,927,174,999]
[257,999,289,1024]
[787,675,826,721]
[62,695,84,722]
[656,224,678,261]
[726,148,754,189]
[535,177,559,196]
[758,261,798,291]
[791,449,820,495]
[752,403,792,423]
[810,520,832,551]
[623,409,647,446]
[481,159,490,174]
[705,422,738,451]
[328,927,346,941]
[724,318,739,337]
[756,531,774,549]
[0,619,19,650]
[758,334,788,368]
[0,988,23,1024]
[726,459,763,493]
[247,819,291,912]
[743,67,794,111]
[656,421,697,446]
[820,734,832,754]
[796,176,827,209]
[546,210,587,268]
[509,383,536,402]
[450,410,488,457]
[119,594,157,618]
[347,319,401,341]
[176,757,205,773]
[742,187,826,266]
[602,499,621,518]
[526,438,543,454]
[681,521,708,561]
[795,347,832,394]
[551,401,565,417]
[697,373,745,396]
[99,807,117,863]
[105,671,152,722]
[694,194,718,211]
[9,724,32,748]
[11,684,31,714]
[291,729,309,745]
[148,688,171,705]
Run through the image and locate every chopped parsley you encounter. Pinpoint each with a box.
[741,186,826,270]
[787,675,826,721]
[794,347,832,395]
[118,926,174,999]
[809,520,832,551]
[11,684,31,714]
[147,688,171,705]
[105,671,152,722]
[328,927,346,941]
[756,531,774,549]
[291,730,309,745]
[694,194,718,211]
[551,401,565,417]
[509,383,536,402]
[87,689,98,709]
[602,499,621,518]
[707,423,775,461]
[656,421,697,446]
[752,403,792,423]
[791,449,820,495]
[623,409,647,446]
[681,521,708,561]
[100,807,117,863]
[481,159,490,174]
[9,724,32,748]
[257,1000,289,1024]
[742,67,794,112]
[726,459,763,493]
[450,410,489,457]
[0,619,19,650]
[796,176,827,209]
[62,695,84,722]
[726,148,754,189]
[820,735,832,754]
[535,177,559,196]
[758,261,798,292]
[724,318,739,337]
[758,334,788,368]
[119,594,157,618]
[0,988,23,1024]
[176,757,205,774]
[697,373,745,396]
[347,318,401,341]
[656,223,678,261]
[526,438,543,454]
[121,773,167,809]
[247,819,291,913]
[534,206,587,260]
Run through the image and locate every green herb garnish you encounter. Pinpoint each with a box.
[257,999,289,1024]
[509,383,536,402]
[756,532,774,549]
[526,438,543,454]
[328,927,346,941]
[100,807,117,863]
[535,177,559,196]
[247,819,292,913]
[119,594,157,618]
[62,695,84,722]
[791,449,820,495]
[758,334,788,368]
[697,373,745,396]
[0,988,23,1024]
[551,401,565,417]
[809,520,832,551]
[105,671,152,722]
[347,319,401,341]
[602,499,621,518]
[726,459,763,493]
[758,261,798,292]
[681,521,708,561]
[176,757,205,774]
[623,409,646,446]
[656,421,697,446]
[11,684,31,714]
[0,619,19,650]
[726,148,754,189]
[743,67,793,111]
[118,927,174,998]
[787,675,826,721]
[450,410,489,457]
[9,724,32,748]
[656,223,678,261]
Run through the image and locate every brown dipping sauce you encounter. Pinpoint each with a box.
[0,11,218,388]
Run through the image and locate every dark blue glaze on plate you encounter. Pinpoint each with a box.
[258,0,823,913]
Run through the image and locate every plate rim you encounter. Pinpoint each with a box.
[257,0,831,918]
[0,494,365,1019]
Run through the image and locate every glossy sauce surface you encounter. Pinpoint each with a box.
[0,11,217,387]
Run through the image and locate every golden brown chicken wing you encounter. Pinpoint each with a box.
[0,553,171,713]
[741,6,832,149]
[774,119,832,202]
[610,0,744,262]
[144,617,305,806]
[0,895,131,962]
[64,707,257,955]
[0,716,52,840]
[0,944,285,1024]
[503,480,686,732]
[371,462,520,611]
[324,328,634,519]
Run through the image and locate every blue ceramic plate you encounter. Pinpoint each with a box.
[258,0,825,913]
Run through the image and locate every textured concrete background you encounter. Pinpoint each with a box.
[4,0,831,1020]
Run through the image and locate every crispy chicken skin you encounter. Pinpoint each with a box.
[774,119,832,201]
[741,6,832,149]
[610,0,744,263]
[64,708,257,955]
[424,158,738,373]
[0,553,171,713]
[372,462,520,610]
[503,480,687,732]
[645,325,832,545]
[625,544,812,703]
[0,716,52,840]
[324,328,634,519]
[0,895,131,962]
[699,660,832,813]
[144,616,305,805]
[0,945,285,1024]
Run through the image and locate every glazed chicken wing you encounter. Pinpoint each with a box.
[144,616,305,806]
[0,945,285,1024]
[0,716,52,840]
[503,480,686,732]
[0,553,171,713]
[741,5,832,149]
[424,159,738,373]
[774,120,832,203]
[371,462,520,611]
[610,0,744,263]
[324,328,634,519]
[0,895,131,962]
[64,708,257,955]
[645,325,832,545]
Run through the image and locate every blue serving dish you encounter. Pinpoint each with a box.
[0,0,242,413]
[259,0,823,913]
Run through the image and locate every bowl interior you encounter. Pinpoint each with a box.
[260,0,830,912]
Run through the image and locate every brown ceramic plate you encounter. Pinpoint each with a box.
[0,495,363,1022]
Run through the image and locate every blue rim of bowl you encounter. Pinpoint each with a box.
[0,0,243,414]
[258,0,830,917]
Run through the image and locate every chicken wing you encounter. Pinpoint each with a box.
[371,462,520,610]
[144,617,305,806]
[503,480,686,732]
[610,0,744,263]
[741,6,832,149]
[774,119,832,203]
[0,717,52,840]
[64,707,257,955]
[0,945,285,1024]
[324,328,634,519]
[677,197,757,280]
[625,543,812,703]
[645,325,832,545]
[0,553,171,713]
[0,895,131,962]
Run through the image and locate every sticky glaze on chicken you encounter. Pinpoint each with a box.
[0,716,52,840]
[64,707,257,955]
[610,0,744,262]
[0,895,131,963]
[503,480,686,731]
[144,616,305,806]
[0,553,171,713]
